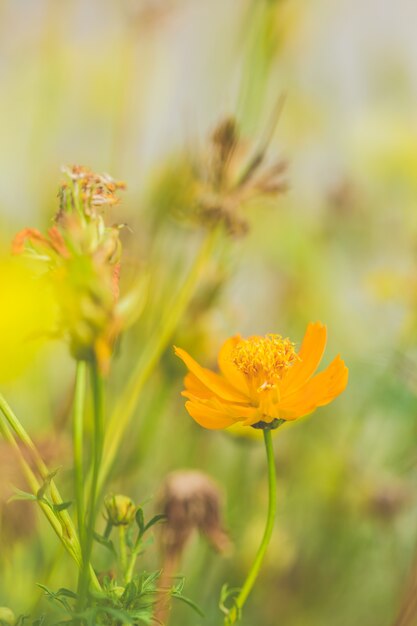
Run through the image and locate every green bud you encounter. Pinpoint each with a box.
[104,494,136,526]
[0,607,15,625]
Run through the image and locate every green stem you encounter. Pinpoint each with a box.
[0,414,69,555]
[97,230,218,494]
[125,550,136,585]
[118,526,128,582]
[125,534,142,584]
[0,392,81,565]
[73,361,87,550]
[0,391,102,593]
[79,362,105,606]
[225,430,277,625]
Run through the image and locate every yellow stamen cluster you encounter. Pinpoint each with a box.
[232,334,299,383]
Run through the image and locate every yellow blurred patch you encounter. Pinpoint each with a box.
[0,256,57,382]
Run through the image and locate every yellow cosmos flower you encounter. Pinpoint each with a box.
[175,322,348,430]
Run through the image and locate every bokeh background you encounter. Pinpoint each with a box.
[1,0,417,624]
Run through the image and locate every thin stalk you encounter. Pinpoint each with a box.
[98,230,218,493]
[125,549,137,585]
[0,391,102,592]
[0,415,71,557]
[118,526,128,583]
[79,361,105,605]
[0,392,81,564]
[73,361,87,549]
[225,429,277,625]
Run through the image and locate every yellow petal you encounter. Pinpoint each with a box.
[227,422,264,439]
[185,401,238,430]
[280,322,327,398]
[183,373,212,400]
[217,336,249,392]
[182,391,259,421]
[174,346,249,403]
[279,355,348,420]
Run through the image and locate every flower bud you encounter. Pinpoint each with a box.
[0,607,16,625]
[104,494,136,527]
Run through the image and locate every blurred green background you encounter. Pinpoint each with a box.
[1,0,417,624]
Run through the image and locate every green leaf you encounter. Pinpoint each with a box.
[172,592,205,617]
[103,519,112,540]
[37,468,60,500]
[126,523,136,549]
[120,580,139,604]
[128,608,155,624]
[135,507,145,536]
[56,588,78,600]
[171,576,185,594]
[52,501,72,513]
[140,570,161,594]
[219,584,241,616]
[93,531,116,555]
[36,584,72,612]
[8,488,38,503]
[144,514,166,533]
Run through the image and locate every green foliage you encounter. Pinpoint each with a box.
[28,573,202,626]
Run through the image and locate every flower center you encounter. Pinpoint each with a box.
[232,334,299,385]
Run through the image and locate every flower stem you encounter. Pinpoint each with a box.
[225,429,277,625]
[118,525,128,582]
[0,391,102,593]
[78,361,105,605]
[73,361,87,550]
[0,414,71,555]
[125,549,137,585]
[98,230,219,493]
[0,392,81,564]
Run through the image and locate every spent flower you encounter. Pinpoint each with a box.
[157,470,230,558]
[153,116,287,236]
[12,166,142,371]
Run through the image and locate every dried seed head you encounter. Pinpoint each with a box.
[153,115,288,238]
[197,116,287,236]
[157,470,231,558]
[366,481,410,521]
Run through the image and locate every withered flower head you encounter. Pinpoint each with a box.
[154,115,287,237]
[157,470,231,558]
[58,165,126,220]
[104,493,136,527]
[12,166,142,372]
[365,480,410,522]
